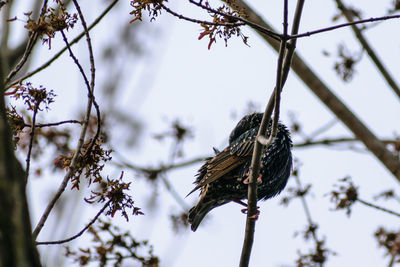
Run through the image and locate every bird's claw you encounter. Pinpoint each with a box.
[241,208,260,220]
[243,174,263,185]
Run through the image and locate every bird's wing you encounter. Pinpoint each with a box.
[187,130,257,196]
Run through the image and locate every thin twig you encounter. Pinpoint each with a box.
[188,0,282,41]
[72,0,101,159]
[161,3,245,28]
[334,0,400,100]
[112,148,206,175]
[160,173,190,211]
[307,119,338,140]
[36,200,111,245]
[25,105,39,183]
[4,0,49,85]
[388,255,395,267]
[294,137,399,148]
[24,119,82,128]
[159,138,191,211]
[294,175,319,243]
[289,13,400,40]
[357,198,400,218]
[5,0,118,90]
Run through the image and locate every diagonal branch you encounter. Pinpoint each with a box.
[3,0,49,85]
[36,200,111,245]
[334,0,400,100]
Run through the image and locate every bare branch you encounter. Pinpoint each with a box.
[160,173,190,211]
[24,120,82,128]
[36,200,111,245]
[188,0,282,41]
[294,175,319,243]
[25,105,39,183]
[0,37,42,267]
[334,0,400,100]
[161,3,245,28]
[72,0,101,159]
[4,0,49,85]
[289,13,400,39]
[357,198,400,218]
[294,137,399,148]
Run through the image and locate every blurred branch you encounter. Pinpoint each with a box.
[294,175,319,243]
[113,151,206,175]
[226,0,400,181]
[307,119,338,140]
[0,0,11,74]
[294,137,399,148]
[5,0,119,90]
[188,0,282,41]
[4,0,49,85]
[388,255,395,267]
[160,173,190,211]
[0,40,42,267]
[36,200,111,245]
[357,198,400,218]
[24,119,82,128]
[334,0,400,100]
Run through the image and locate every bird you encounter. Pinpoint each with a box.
[187,112,293,232]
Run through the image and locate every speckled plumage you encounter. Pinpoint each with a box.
[187,113,293,231]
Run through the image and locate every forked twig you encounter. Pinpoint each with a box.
[36,200,111,245]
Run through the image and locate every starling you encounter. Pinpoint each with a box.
[187,112,293,231]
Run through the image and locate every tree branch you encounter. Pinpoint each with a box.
[334,0,400,100]
[0,38,42,267]
[288,13,400,40]
[32,1,101,238]
[25,105,39,183]
[72,0,101,159]
[357,198,400,218]
[36,200,111,245]
[188,0,282,41]
[24,119,82,128]
[161,3,245,28]
[3,0,49,85]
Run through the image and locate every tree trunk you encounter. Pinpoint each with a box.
[0,53,42,267]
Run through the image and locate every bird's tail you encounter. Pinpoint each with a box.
[188,197,221,232]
